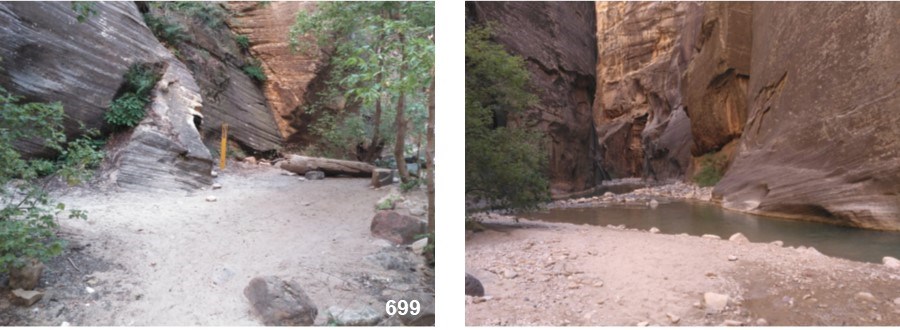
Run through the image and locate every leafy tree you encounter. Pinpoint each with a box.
[466,25,549,212]
[0,83,103,275]
[290,2,434,178]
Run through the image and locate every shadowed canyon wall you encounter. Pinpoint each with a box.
[467,2,598,196]
[715,2,900,230]
[479,2,900,230]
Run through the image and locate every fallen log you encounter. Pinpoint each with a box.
[280,154,377,178]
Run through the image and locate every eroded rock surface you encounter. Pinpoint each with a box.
[715,2,900,230]
[681,3,752,157]
[467,2,598,196]
[0,2,213,190]
[225,1,327,146]
[593,2,702,181]
[148,3,282,152]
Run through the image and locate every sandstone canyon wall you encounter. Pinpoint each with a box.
[225,1,327,147]
[467,2,598,196]
[146,3,283,152]
[593,2,701,181]
[0,2,213,190]
[714,2,900,230]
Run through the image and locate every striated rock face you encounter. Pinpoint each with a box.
[467,2,597,196]
[715,2,900,230]
[103,60,214,191]
[0,2,166,155]
[225,1,326,146]
[149,3,283,152]
[681,3,752,157]
[0,2,213,190]
[593,2,702,181]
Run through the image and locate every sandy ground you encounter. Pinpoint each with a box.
[0,164,433,326]
[466,216,900,326]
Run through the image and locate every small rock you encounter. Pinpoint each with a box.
[11,289,44,306]
[305,170,325,180]
[297,177,307,181]
[692,302,702,309]
[211,171,218,177]
[636,321,649,326]
[212,183,222,190]
[206,195,217,202]
[465,273,485,297]
[409,237,429,255]
[728,255,738,261]
[721,320,743,326]
[370,211,427,245]
[704,292,729,313]
[61,322,70,327]
[856,292,878,303]
[771,240,784,247]
[503,269,518,279]
[244,156,257,165]
[85,287,95,294]
[259,161,271,166]
[326,305,383,326]
[244,276,317,326]
[649,227,660,234]
[9,260,44,290]
[702,234,721,240]
[756,318,769,326]
[893,297,900,305]
[729,232,749,243]
[666,312,680,324]
[649,199,659,209]
[883,256,900,269]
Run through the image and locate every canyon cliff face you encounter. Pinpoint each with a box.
[148,3,283,153]
[593,2,701,181]
[225,1,327,147]
[715,2,900,231]
[467,2,597,196]
[0,2,212,190]
[681,3,751,157]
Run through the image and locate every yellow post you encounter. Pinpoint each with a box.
[219,123,228,170]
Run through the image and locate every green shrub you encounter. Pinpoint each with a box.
[242,60,267,83]
[143,13,187,46]
[105,64,162,129]
[0,84,100,275]
[465,25,548,212]
[71,2,97,23]
[693,153,728,187]
[162,2,229,29]
[400,178,421,193]
[235,35,250,51]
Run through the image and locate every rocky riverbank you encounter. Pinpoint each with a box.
[549,181,714,210]
[466,216,900,326]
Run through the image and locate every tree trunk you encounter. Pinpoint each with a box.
[280,154,376,177]
[426,68,435,234]
[363,35,387,163]
[394,33,410,183]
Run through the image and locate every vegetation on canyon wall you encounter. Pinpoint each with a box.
[105,63,163,129]
[465,25,549,212]
[289,1,434,179]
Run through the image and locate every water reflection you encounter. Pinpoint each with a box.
[521,201,900,264]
